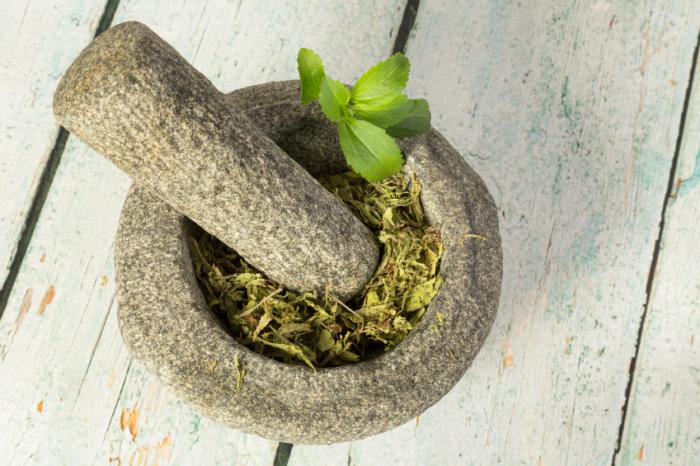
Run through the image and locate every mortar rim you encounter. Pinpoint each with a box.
[114,80,502,443]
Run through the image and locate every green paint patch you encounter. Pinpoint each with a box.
[544,300,574,322]
[544,214,602,320]
[190,414,201,434]
[560,76,573,121]
[543,291,575,322]
[558,75,585,154]
[527,85,555,149]
[572,212,604,272]
[677,148,700,196]
[635,147,669,190]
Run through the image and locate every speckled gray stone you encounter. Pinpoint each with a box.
[53,22,378,301]
[115,80,502,444]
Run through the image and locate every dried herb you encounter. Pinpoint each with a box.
[189,171,443,369]
[233,354,246,390]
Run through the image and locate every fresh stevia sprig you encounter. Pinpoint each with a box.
[296,48,431,182]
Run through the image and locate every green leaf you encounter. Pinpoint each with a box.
[404,276,443,312]
[352,93,412,128]
[317,329,334,352]
[351,53,410,104]
[386,99,432,137]
[319,77,350,123]
[338,118,403,182]
[297,48,325,104]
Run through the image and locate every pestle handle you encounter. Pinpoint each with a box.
[53,22,379,300]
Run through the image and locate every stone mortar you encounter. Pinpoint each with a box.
[116,80,503,444]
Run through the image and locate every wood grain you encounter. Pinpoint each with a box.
[3,1,699,465]
[0,1,406,464]
[290,1,700,465]
[0,0,108,288]
[617,47,700,466]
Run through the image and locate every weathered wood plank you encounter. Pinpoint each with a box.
[0,138,135,465]
[617,46,700,466]
[290,1,700,465]
[0,0,109,288]
[0,1,406,464]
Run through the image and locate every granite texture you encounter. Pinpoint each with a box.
[53,22,378,301]
[115,79,503,444]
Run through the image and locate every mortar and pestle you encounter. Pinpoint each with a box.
[53,22,502,444]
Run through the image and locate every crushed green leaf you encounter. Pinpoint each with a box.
[233,354,246,390]
[189,171,443,369]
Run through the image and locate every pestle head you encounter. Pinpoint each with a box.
[53,21,379,301]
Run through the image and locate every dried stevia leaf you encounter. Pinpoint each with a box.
[252,312,272,341]
[233,354,246,391]
[317,329,334,352]
[404,276,443,313]
[189,171,444,370]
[259,340,316,372]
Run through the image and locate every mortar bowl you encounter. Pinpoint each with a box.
[115,80,502,444]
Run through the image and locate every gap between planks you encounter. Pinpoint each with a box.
[0,0,121,320]
[392,0,420,55]
[611,30,700,466]
[5,2,690,464]
[0,0,417,463]
[276,1,421,464]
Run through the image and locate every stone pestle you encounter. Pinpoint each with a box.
[53,21,379,301]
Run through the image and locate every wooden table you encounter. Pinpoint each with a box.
[1,1,698,465]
